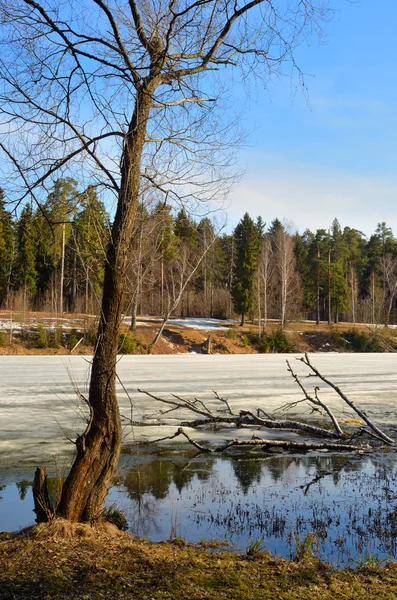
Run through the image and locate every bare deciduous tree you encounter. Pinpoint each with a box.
[0,0,331,522]
[274,226,299,326]
[380,254,397,326]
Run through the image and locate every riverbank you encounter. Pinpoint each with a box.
[1,520,397,600]
[1,310,396,355]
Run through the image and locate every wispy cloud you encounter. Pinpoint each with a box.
[227,158,397,236]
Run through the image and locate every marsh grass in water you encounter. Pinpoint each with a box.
[4,451,397,569]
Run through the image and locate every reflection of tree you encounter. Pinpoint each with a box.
[45,477,64,508]
[264,457,296,483]
[124,461,174,500]
[173,459,213,492]
[16,480,32,501]
[232,460,263,495]
[128,496,161,538]
[123,458,215,500]
[172,466,195,494]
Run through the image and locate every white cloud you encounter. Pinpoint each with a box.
[227,158,397,237]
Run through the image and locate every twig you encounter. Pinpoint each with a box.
[286,359,344,436]
[301,353,395,445]
[213,390,233,414]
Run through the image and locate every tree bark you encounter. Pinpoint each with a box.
[57,85,155,522]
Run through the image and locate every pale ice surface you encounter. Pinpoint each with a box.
[2,354,397,474]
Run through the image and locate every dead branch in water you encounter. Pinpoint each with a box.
[133,355,395,454]
[148,428,369,453]
[299,353,395,445]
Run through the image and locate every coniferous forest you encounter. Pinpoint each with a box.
[1,177,397,326]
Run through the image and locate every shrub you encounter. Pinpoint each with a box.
[343,329,381,352]
[227,327,238,339]
[67,329,81,350]
[268,328,292,353]
[0,331,8,347]
[48,328,62,349]
[252,329,292,353]
[241,334,250,347]
[84,327,97,346]
[118,332,137,354]
[36,325,47,349]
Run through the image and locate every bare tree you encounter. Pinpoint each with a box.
[259,234,273,326]
[274,227,299,326]
[380,254,397,326]
[0,0,331,522]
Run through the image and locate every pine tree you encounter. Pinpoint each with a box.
[14,203,38,309]
[0,190,15,307]
[232,213,261,326]
[73,186,109,313]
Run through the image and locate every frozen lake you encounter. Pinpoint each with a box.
[2,353,397,473]
[2,353,397,564]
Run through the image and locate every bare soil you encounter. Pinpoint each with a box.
[0,310,396,355]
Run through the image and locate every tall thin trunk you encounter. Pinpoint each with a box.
[130,220,143,331]
[316,247,320,325]
[328,237,332,325]
[56,85,155,522]
[60,222,65,313]
[229,237,234,319]
[257,273,261,335]
[351,266,356,326]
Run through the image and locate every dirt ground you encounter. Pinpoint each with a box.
[1,520,397,600]
[0,310,395,355]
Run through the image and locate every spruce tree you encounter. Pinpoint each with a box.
[14,203,38,309]
[232,213,261,326]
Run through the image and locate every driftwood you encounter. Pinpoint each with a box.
[129,354,395,453]
[132,354,395,454]
[299,353,395,445]
[33,467,52,523]
[149,427,369,453]
[137,389,345,439]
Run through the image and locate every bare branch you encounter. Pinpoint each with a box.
[301,353,395,445]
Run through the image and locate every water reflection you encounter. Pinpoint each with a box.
[2,450,397,567]
[111,450,397,566]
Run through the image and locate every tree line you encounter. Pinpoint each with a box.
[1,180,397,326]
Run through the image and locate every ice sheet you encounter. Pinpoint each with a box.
[1,354,397,468]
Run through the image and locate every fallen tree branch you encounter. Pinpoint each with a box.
[149,428,368,454]
[138,390,345,439]
[286,359,344,436]
[300,353,395,445]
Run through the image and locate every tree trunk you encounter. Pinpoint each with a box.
[56,85,154,522]
[60,222,65,313]
[130,220,143,332]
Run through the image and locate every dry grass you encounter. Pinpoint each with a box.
[2,520,397,599]
[0,310,396,355]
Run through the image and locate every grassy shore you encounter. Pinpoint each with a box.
[1,521,397,599]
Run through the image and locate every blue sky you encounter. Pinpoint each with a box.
[225,0,397,237]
